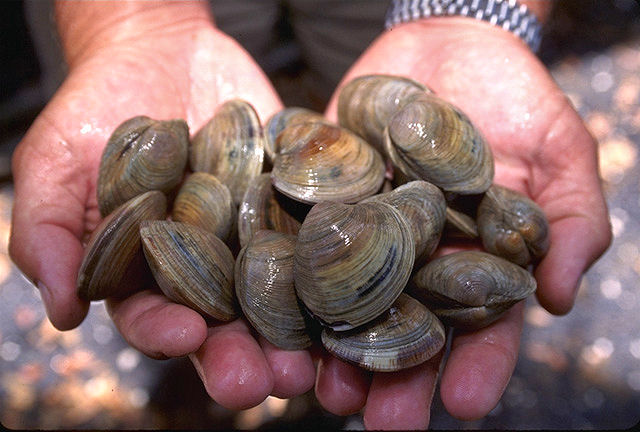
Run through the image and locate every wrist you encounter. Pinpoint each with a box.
[54,0,214,67]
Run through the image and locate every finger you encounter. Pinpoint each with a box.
[315,353,371,416]
[363,355,441,430]
[258,337,316,399]
[439,302,524,420]
[106,290,207,359]
[9,122,91,330]
[189,319,274,410]
[535,214,611,315]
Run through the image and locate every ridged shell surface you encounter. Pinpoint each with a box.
[237,173,303,248]
[272,122,385,204]
[172,172,236,242]
[338,74,431,153]
[321,294,445,372]
[140,221,236,321]
[235,230,311,350]
[477,184,550,266]
[264,107,324,164]
[189,99,265,205]
[410,251,536,330]
[294,201,415,331]
[97,116,188,216]
[360,180,446,263]
[384,94,494,194]
[77,191,167,300]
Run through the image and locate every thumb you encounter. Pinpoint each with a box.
[9,119,92,330]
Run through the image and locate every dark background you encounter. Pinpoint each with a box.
[1,0,639,429]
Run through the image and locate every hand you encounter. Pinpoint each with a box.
[321,18,612,429]
[9,2,314,410]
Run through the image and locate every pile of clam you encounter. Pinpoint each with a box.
[77,75,549,372]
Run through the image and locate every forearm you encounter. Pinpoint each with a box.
[54,1,214,67]
[518,0,554,24]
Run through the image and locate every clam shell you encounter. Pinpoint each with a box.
[77,190,167,300]
[235,230,312,350]
[264,107,325,164]
[410,250,537,330]
[294,201,415,331]
[237,173,304,248]
[272,121,385,204]
[360,180,446,263]
[445,206,479,239]
[190,99,265,205]
[338,74,431,153]
[172,172,236,242]
[477,184,550,266]
[140,221,236,321]
[97,116,188,216]
[383,93,494,194]
[321,294,445,372]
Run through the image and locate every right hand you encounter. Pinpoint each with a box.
[9,2,315,410]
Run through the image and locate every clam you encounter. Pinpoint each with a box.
[172,172,236,243]
[97,116,188,217]
[264,107,325,164]
[190,99,265,206]
[445,206,479,239]
[338,74,431,154]
[294,201,415,331]
[235,230,312,350]
[477,184,550,266]
[360,180,446,263]
[77,191,167,300]
[140,220,236,321]
[321,294,445,372]
[410,250,537,330]
[237,173,304,248]
[272,121,385,204]
[383,93,494,195]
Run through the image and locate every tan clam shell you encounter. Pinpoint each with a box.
[410,250,537,330]
[140,220,236,321]
[235,230,312,350]
[294,201,415,331]
[97,116,188,217]
[384,93,494,195]
[445,206,479,239]
[321,294,445,372]
[338,74,431,154]
[190,99,265,206]
[360,180,446,263]
[264,107,325,164]
[272,121,385,204]
[237,173,304,248]
[77,190,167,300]
[172,172,236,242]
[477,184,550,266]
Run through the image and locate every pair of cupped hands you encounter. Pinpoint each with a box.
[9,8,611,430]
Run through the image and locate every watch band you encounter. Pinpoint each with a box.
[385,0,543,53]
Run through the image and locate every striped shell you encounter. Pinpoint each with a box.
[384,93,494,195]
[477,184,550,266]
[321,294,445,372]
[172,172,236,243]
[77,191,167,300]
[97,116,188,217]
[272,121,385,204]
[190,99,265,205]
[235,230,312,350]
[140,221,236,321]
[264,107,325,164]
[410,251,537,330]
[237,173,304,248]
[338,74,431,154]
[360,180,446,263]
[294,201,415,331]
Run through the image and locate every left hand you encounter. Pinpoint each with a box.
[319,18,611,429]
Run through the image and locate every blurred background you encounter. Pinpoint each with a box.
[1,0,639,429]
